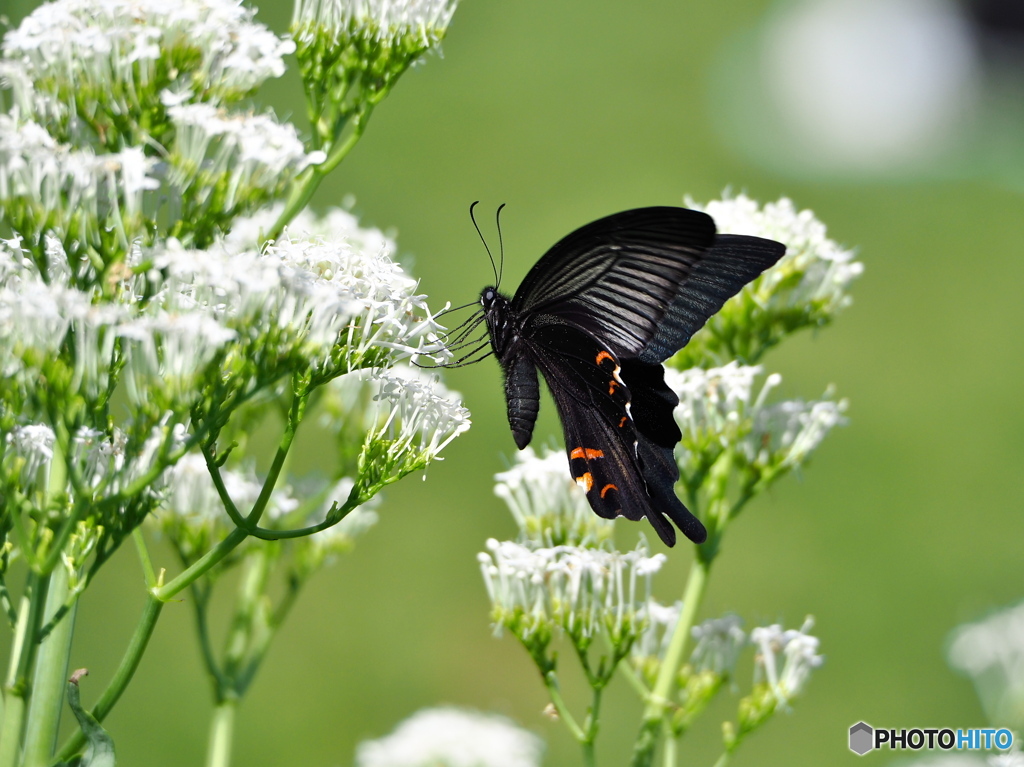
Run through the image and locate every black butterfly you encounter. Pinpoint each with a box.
[470,206,785,547]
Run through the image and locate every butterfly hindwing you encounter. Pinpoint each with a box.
[527,323,706,546]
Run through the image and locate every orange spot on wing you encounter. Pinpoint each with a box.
[618,416,628,428]
[596,350,614,366]
[570,447,585,459]
[600,484,618,498]
[584,448,604,459]
[608,380,619,396]
[575,472,594,492]
[571,447,606,460]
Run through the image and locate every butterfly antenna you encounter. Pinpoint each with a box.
[495,203,507,288]
[470,201,499,286]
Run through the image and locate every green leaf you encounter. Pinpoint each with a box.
[56,669,116,767]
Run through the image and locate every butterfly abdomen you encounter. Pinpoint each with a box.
[504,354,540,449]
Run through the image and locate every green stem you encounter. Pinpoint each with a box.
[155,527,248,601]
[53,595,164,763]
[662,732,677,767]
[0,696,26,767]
[23,567,77,767]
[133,529,156,589]
[632,558,712,767]
[189,584,227,700]
[712,752,730,767]
[0,571,51,767]
[542,671,585,743]
[205,699,237,767]
[582,686,603,767]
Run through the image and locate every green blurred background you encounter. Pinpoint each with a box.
[5,0,1024,764]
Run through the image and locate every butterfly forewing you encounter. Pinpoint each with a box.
[639,233,788,363]
[511,208,717,357]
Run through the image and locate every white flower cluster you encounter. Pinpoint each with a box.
[666,362,847,480]
[478,538,666,642]
[293,0,458,47]
[355,707,543,767]
[0,115,159,242]
[2,417,186,507]
[368,364,471,467]
[164,100,325,216]
[2,0,293,113]
[494,446,614,547]
[0,0,317,249]
[948,601,1024,729]
[111,228,446,402]
[691,193,864,317]
[224,202,395,255]
[751,618,823,705]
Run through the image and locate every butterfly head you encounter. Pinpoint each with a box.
[480,287,516,357]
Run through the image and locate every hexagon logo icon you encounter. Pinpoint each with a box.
[849,721,874,755]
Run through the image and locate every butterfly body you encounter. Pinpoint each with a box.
[479,207,785,547]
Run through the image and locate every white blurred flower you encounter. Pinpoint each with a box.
[223,202,395,256]
[990,754,1024,767]
[753,395,848,469]
[478,538,665,641]
[691,614,747,676]
[71,426,127,489]
[355,707,543,767]
[751,617,823,705]
[761,0,977,171]
[291,477,380,551]
[494,445,613,548]
[156,452,299,538]
[117,311,237,404]
[632,600,682,663]
[4,423,56,495]
[949,601,1024,729]
[0,114,159,241]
